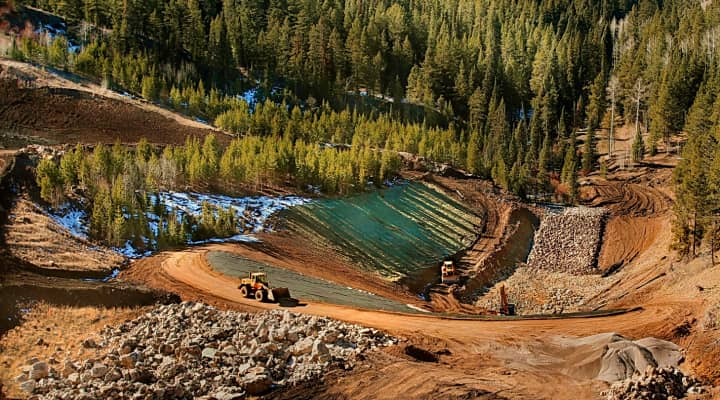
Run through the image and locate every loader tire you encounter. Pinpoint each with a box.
[239,285,250,298]
[255,289,266,302]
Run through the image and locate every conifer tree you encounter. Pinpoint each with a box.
[631,129,644,163]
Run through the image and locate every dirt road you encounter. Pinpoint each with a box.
[121,243,703,399]
[138,245,696,338]
[208,251,415,313]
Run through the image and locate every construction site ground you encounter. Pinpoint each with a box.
[0,59,719,399]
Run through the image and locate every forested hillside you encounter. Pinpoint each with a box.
[4,0,720,256]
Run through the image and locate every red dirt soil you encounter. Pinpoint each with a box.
[0,80,221,146]
[581,169,673,273]
[120,244,707,399]
[0,61,226,146]
[120,165,720,398]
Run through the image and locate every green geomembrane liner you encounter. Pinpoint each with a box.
[208,251,414,312]
[282,182,481,281]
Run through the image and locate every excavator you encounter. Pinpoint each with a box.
[238,272,292,303]
[499,285,516,316]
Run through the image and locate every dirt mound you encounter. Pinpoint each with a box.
[546,333,683,382]
[0,77,220,146]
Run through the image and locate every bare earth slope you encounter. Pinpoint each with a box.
[0,60,224,146]
[4,198,124,272]
[582,170,672,273]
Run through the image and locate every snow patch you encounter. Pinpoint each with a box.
[405,304,430,313]
[189,234,261,245]
[81,268,120,282]
[239,88,258,106]
[47,207,88,239]
[153,191,309,233]
[47,192,310,259]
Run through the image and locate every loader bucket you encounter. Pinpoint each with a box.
[269,287,298,306]
[269,287,291,301]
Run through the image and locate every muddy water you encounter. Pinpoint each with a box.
[207,251,417,313]
[282,182,481,281]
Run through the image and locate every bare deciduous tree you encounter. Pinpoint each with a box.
[606,75,620,158]
[630,78,649,142]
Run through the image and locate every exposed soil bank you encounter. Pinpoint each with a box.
[0,271,179,336]
[460,207,539,297]
[0,64,221,147]
[401,207,537,298]
[207,251,415,313]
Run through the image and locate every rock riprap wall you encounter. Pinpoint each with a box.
[15,302,396,399]
[527,207,607,275]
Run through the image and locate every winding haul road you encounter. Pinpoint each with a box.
[132,176,687,344]
[122,175,710,399]
[131,244,696,344]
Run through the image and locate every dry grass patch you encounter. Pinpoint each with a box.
[4,198,124,271]
[0,303,148,398]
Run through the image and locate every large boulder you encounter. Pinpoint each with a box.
[311,340,331,362]
[28,362,49,380]
[291,337,314,356]
[240,367,272,396]
[90,363,108,379]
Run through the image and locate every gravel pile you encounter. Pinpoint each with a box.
[602,367,704,400]
[14,302,397,399]
[527,207,607,275]
[473,266,614,314]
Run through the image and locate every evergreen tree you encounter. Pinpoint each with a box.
[631,129,644,163]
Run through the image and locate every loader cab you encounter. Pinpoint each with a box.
[441,260,459,284]
[250,272,268,286]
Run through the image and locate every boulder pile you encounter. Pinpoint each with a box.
[473,266,612,314]
[527,207,607,275]
[602,367,704,400]
[14,302,397,399]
